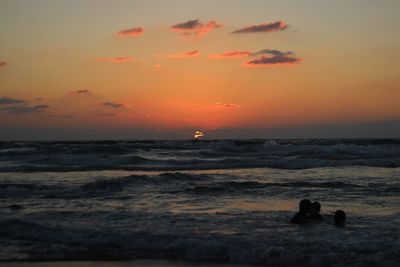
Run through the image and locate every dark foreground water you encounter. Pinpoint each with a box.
[0,139,399,266]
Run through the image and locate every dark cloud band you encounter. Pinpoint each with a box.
[232,21,288,34]
[102,102,124,109]
[1,104,49,114]
[0,97,25,105]
[171,19,222,37]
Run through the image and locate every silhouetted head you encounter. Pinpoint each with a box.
[299,199,312,213]
[334,210,346,226]
[310,202,321,214]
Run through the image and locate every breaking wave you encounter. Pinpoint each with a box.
[0,212,399,266]
[2,172,398,200]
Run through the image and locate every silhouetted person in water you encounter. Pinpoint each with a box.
[289,199,311,224]
[334,210,346,226]
[308,201,324,222]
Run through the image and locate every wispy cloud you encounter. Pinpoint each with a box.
[208,51,252,59]
[0,61,6,67]
[102,102,125,109]
[164,50,200,59]
[0,96,25,105]
[98,113,117,117]
[216,102,241,108]
[171,19,222,37]
[232,21,288,34]
[224,103,241,108]
[97,111,149,118]
[124,112,150,118]
[1,104,49,114]
[68,89,91,95]
[96,57,135,63]
[45,114,76,119]
[117,27,144,37]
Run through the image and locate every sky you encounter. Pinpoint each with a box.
[0,0,399,140]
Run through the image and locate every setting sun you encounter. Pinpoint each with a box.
[194,130,205,139]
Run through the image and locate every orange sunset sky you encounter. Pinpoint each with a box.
[0,0,399,139]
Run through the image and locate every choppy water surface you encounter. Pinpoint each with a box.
[0,140,399,266]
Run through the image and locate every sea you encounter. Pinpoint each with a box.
[0,139,399,266]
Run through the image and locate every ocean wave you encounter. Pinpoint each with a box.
[81,175,149,192]
[3,172,398,199]
[0,214,399,266]
[71,174,369,194]
[1,139,400,172]
[0,182,62,192]
[1,158,398,172]
[183,181,364,195]
[81,172,212,192]
[0,182,77,199]
[2,173,212,198]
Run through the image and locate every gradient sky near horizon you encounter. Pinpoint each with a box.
[1,0,400,139]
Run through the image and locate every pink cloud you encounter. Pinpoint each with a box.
[232,21,288,34]
[96,57,135,63]
[208,51,252,59]
[164,50,200,59]
[170,19,222,37]
[117,27,144,37]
